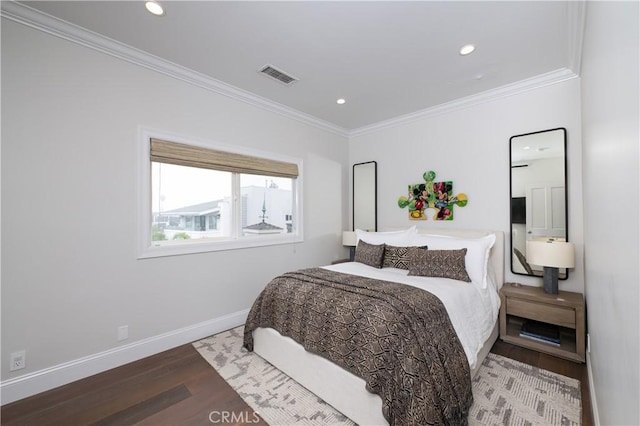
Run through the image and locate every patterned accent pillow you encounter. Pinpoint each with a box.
[383,245,428,269]
[354,240,386,268]
[407,248,471,282]
[408,233,495,288]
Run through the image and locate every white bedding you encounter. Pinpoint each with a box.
[321,261,500,370]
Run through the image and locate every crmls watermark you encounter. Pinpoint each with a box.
[208,410,261,424]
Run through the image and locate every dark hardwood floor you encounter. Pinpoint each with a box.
[2,339,593,426]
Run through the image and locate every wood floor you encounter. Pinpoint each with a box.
[2,338,594,426]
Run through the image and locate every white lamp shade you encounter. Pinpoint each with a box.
[342,231,357,247]
[526,241,575,268]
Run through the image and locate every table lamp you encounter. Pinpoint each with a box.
[526,240,575,294]
[342,231,357,261]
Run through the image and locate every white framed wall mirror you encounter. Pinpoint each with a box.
[510,128,568,279]
[353,161,377,231]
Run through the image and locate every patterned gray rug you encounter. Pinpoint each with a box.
[194,327,581,425]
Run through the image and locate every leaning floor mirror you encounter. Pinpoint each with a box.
[353,161,377,232]
[510,128,568,279]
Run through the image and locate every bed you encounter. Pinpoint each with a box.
[244,227,504,425]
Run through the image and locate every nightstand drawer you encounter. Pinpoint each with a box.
[506,298,576,329]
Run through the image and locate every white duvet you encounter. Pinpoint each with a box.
[322,262,501,370]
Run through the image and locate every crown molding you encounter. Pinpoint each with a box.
[349,68,579,138]
[567,0,586,75]
[0,1,350,138]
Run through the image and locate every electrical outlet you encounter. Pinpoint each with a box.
[587,333,591,353]
[10,351,26,371]
[117,325,129,341]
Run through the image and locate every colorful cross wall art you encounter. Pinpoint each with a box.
[397,171,468,220]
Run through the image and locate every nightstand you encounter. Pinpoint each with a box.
[331,258,350,265]
[499,283,585,363]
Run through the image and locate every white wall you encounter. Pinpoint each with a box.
[350,78,584,292]
[581,2,639,424]
[1,19,349,392]
[511,157,565,198]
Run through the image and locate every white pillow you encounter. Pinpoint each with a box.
[356,226,416,246]
[408,233,496,288]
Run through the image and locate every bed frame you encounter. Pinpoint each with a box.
[253,229,504,425]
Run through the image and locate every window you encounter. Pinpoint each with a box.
[139,132,303,258]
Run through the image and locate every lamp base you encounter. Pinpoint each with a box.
[542,266,559,294]
[349,246,355,262]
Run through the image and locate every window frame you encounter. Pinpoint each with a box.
[138,128,303,259]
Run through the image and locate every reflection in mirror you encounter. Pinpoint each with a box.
[353,161,377,231]
[510,128,568,279]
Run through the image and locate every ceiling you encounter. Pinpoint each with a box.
[511,129,566,163]
[16,1,580,132]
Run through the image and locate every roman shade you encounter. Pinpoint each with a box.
[150,138,299,178]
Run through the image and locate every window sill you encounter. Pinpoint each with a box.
[138,234,303,259]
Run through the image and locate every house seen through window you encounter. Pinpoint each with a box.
[145,137,300,255]
[151,164,293,242]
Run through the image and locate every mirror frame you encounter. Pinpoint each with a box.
[353,161,377,231]
[509,128,568,279]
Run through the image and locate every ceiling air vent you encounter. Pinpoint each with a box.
[259,64,298,86]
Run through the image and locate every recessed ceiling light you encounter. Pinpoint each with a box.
[336,98,346,105]
[145,1,165,16]
[459,44,475,56]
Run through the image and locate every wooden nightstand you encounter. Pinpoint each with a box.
[500,283,585,363]
[331,258,350,264]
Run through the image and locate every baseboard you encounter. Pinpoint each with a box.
[586,351,600,426]
[0,309,249,405]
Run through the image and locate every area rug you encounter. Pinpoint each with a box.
[194,327,581,425]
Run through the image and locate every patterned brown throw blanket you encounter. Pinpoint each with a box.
[243,268,472,426]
